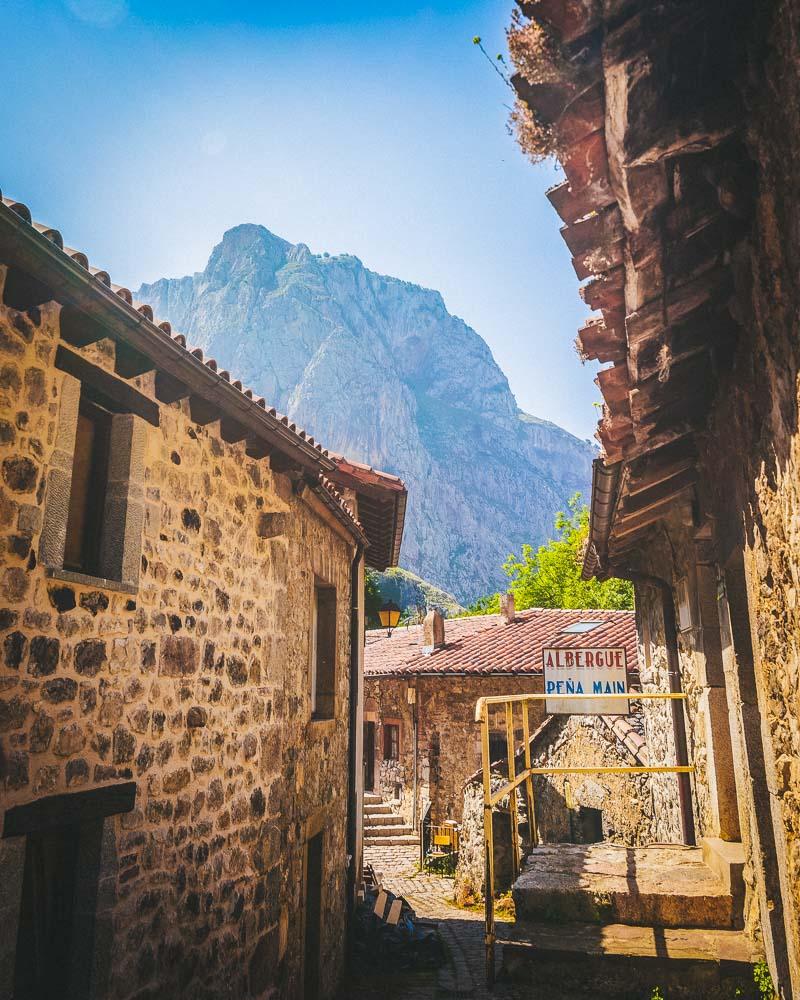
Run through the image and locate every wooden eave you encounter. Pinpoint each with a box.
[519,0,754,571]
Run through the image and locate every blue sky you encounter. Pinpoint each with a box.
[2,0,601,440]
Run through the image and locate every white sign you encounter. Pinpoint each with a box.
[543,646,629,715]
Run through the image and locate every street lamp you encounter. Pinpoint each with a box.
[378,601,401,637]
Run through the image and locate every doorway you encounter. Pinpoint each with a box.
[364,722,375,792]
[304,831,323,1000]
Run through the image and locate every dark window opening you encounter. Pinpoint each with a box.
[384,723,399,761]
[64,395,111,577]
[312,584,336,719]
[570,806,604,844]
[303,831,323,1000]
[489,733,508,776]
[14,824,81,1000]
[364,722,375,791]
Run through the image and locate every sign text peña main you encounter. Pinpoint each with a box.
[543,646,629,715]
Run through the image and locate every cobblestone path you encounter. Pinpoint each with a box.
[340,846,525,1000]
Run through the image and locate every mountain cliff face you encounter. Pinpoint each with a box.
[137,225,594,602]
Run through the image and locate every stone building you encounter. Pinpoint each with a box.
[363,602,644,844]
[508,0,800,992]
[0,192,406,1000]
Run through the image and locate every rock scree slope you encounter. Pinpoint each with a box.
[137,224,594,602]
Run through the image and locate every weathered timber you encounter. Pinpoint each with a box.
[55,343,160,426]
[219,417,248,445]
[154,371,190,404]
[245,436,272,460]
[189,395,221,426]
[580,266,625,312]
[519,0,600,46]
[114,340,155,379]
[561,131,616,215]
[620,466,698,518]
[596,363,631,412]
[3,782,137,836]
[626,268,733,347]
[578,318,626,363]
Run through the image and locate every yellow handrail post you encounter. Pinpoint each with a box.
[474,690,695,989]
[521,700,538,846]
[480,700,496,987]
[505,701,520,879]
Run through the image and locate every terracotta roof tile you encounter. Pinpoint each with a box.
[365,608,638,677]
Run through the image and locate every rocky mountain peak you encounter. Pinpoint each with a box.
[137,227,594,601]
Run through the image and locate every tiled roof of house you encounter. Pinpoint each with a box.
[0,191,406,563]
[365,608,638,677]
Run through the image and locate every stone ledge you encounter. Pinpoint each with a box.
[44,565,138,595]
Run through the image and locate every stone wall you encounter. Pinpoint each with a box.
[703,0,800,982]
[364,673,547,827]
[454,713,660,901]
[0,294,356,999]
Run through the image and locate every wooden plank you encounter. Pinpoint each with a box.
[59,305,111,348]
[613,499,680,539]
[561,205,624,258]
[220,417,248,444]
[3,782,136,836]
[270,452,302,475]
[114,340,155,379]
[627,439,697,496]
[155,371,190,404]
[245,435,272,460]
[189,395,220,426]
[55,343,159,426]
[621,466,697,517]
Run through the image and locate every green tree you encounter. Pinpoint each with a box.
[462,592,501,617]
[460,494,633,615]
[503,493,633,610]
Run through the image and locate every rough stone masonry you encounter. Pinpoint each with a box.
[0,252,402,1000]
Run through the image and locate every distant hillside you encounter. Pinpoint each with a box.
[370,568,465,621]
[138,224,594,601]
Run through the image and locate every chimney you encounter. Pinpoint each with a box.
[422,609,445,653]
[500,592,516,624]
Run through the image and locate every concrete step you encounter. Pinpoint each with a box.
[364,813,407,827]
[501,920,761,999]
[513,844,740,931]
[364,835,420,847]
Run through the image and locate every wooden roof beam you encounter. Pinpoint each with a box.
[621,465,697,517]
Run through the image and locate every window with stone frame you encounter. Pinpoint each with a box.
[383,722,400,761]
[63,395,112,577]
[39,364,149,590]
[311,583,336,719]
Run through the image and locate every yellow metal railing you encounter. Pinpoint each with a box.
[475,691,695,986]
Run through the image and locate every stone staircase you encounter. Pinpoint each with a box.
[501,839,763,999]
[363,792,419,847]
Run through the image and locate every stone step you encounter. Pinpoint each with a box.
[364,813,407,827]
[513,844,740,931]
[501,920,761,999]
[364,793,383,805]
[363,803,394,816]
[364,835,420,847]
[701,838,746,910]
[363,823,415,839]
